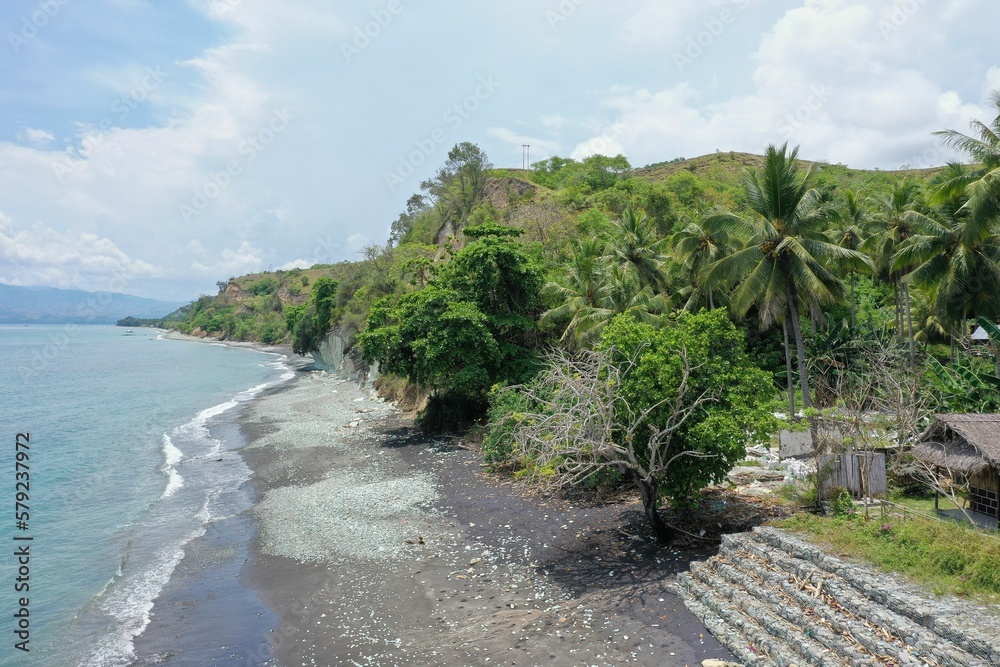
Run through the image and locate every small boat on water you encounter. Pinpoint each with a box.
[123,330,135,336]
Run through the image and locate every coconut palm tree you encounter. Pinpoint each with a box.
[828,189,868,328]
[893,164,1000,341]
[541,238,670,349]
[607,206,670,293]
[863,178,922,367]
[540,237,609,349]
[671,215,733,310]
[702,143,872,411]
[934,90,1000,230]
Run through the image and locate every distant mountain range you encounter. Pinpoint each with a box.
[0,283,188,324]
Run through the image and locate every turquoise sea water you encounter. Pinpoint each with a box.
[0,325,290,666]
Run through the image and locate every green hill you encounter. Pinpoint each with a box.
[161,146,946,349]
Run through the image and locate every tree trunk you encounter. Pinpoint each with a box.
[787,290,813,409]
[631,471,674,544]
[850,271,856,329]
[894,280,903,344]
[783,319,796,415]
[708,290,714,310]
[903,282,916,371]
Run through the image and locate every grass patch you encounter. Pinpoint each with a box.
[888,494,965,514]
[773,512,1000,601]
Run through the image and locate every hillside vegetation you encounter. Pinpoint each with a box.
[146,94,1000,542]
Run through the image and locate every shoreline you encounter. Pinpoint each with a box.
[240,370,734,664]
[129,333,308,666]
[133,331,735,665]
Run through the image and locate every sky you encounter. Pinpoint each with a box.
[0,0,998,301]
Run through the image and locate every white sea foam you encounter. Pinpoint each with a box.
[160,434,184,498]
[77,345,296,665]
[81,501,210,667]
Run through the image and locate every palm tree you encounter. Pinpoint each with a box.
[934,90,1000,230]
[541,239,670,349]
[828,189,868,328]
[607,207,670,293]
[863,178,922,367]
[540,238,609,349]
[671,215,733,310]
[893,164,1000,342]
[703,143,872,411]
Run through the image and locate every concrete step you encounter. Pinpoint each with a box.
[675,567,808,667]
[686,559,863,666]
[671,527,998,667]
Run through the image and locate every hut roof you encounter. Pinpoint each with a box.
[913,414,1000,475]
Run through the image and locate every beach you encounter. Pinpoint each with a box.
[134,359,736,666]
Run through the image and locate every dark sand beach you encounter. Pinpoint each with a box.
[135,361,737,666]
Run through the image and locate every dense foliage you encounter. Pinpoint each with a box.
[358,222,543,429]
[597,310,778,510]
[153,93,1000,521]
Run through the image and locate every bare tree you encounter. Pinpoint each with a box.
[895,451,977,524]
[502,346,715,543]
[823,336,931,518]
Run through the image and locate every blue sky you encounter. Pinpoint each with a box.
[1,0,998,301]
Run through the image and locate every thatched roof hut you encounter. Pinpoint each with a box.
[913,414,1000,522]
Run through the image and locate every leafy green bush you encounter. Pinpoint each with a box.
[359,223,543,430]
[483,384,530,464]
[248,277,279,296]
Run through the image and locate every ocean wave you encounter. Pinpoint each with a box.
[81,501,210,667]
[160,434,184,498]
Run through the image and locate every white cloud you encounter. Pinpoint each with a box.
[191,240,263,277]
[570,0,992,169]
[21,128,54,146]
[0,212,157,291]
[486,127,560,158]
[540,114,567,131]
[276,258,313,271]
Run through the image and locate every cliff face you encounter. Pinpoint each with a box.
[310,330,378,387]
[310,329,430,411]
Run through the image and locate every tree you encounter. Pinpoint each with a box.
[420,142,492,231]
[496,310,776,543]
[893,166,1000,344]
[864,178,922,368]
[672,214,733,310]
[287,277,339,355]
[359,222,543,429]
[540,238,670,349]
[702,143,872,411]
[934,89,1000,233]
[828,189,868,328]
[539,237,609,348]
[606,206,670,293]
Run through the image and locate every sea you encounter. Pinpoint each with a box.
[0,325,292,666]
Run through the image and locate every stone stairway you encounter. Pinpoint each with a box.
[672,527,999,667]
